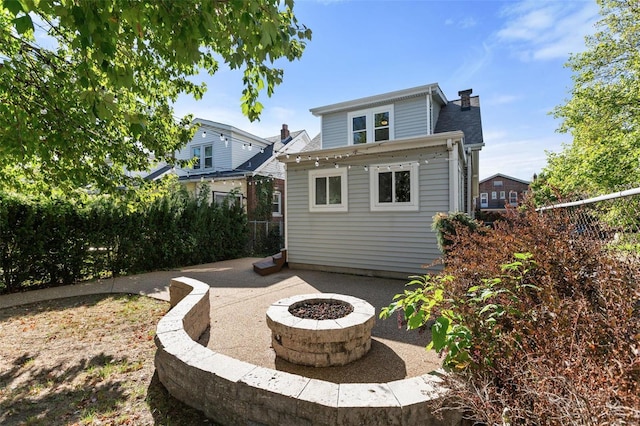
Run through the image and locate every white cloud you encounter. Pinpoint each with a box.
[496,0,599,62]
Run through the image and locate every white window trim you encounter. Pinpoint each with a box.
[308,168,348,212]
[213,191,242,206]
[191,143,213,170]
[491,191,497,200]
[480,192,488,207]
[347,104,394,145]
[500,191,505,199]
[272,191,282,217]
[509,191,518,205]
[369,162,419,212]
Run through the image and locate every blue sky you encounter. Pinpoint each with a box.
[173,0,601,182]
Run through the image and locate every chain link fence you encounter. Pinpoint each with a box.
[537,186,640,254]
[247,220,284,256]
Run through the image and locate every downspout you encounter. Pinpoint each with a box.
[283,163,289,254]
[448,138,459,212]
[426,87,432,135]
[466,147,473,217]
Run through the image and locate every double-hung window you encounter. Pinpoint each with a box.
[348,105,394,145]
[309,168,348,212]
[480,193,488,208]
[272,191,282,217]
[191,144,213,170]
[370,162,419,211]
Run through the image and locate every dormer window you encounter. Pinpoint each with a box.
[191,144,213,170]
[348,105,394,145]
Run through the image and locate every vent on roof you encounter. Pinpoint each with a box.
[458,89,472,111]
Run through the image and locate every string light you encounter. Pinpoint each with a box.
[219,133,224,142]
[296,155,301,163]
[248,143,253,151]
[315,160,319,167]
[202,131,207,138]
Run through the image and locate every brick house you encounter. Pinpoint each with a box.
[478,173,530,211]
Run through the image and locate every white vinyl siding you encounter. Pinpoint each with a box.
[286,147,448,275]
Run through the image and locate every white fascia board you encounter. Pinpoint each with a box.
[309,83,443,116]
[278,131,464,164]
[192,118,270,146]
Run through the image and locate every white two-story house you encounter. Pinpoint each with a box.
[279,83,484,278]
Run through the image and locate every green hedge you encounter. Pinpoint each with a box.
[0,186,248,293]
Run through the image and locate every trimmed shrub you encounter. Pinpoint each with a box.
[0,184,249,293]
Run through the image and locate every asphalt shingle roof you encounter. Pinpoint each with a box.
[434,96,484,147]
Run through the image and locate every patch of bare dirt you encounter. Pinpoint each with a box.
[0,294,214,425]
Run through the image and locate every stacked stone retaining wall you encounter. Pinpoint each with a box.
[154,276,465,425]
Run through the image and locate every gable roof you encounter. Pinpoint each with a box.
[309,83,448,116]
[434,96,484,147]
[480,173,531,185]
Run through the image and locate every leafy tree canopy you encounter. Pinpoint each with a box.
[534,0,640,200]
[0,0,311,194]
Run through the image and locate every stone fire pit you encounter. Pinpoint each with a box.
[266,293,375,367]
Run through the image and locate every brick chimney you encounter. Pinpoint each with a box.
[280,124,290,141]
[458,89,472,111]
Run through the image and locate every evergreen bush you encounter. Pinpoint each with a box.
[0,182,249,293]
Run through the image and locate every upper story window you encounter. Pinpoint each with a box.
[493,180,503,187]
[191,144,213,170]
[370,162,419,212]
[309,168,348,212]
[348,105,394,145]
[272,191,282,217]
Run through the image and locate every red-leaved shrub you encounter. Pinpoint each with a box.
[385,203,640,425]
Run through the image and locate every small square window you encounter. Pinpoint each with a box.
[309,168,348,212]
[370,163,419,212]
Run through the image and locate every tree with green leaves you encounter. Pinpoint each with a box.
[0,0,310,194]
[534,0,640,200]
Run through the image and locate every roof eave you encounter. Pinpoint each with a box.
[310,83,443,116]
[278,131,465,163]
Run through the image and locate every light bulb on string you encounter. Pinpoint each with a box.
[296,156,301,163]
[248,143,253,151]
[364,165,369,172]
[242,144,246,150]
[219,133,224,142]
[202,131,207,138]
[260,147,265,154]
[315,161,319,167]
[334,163,339,168]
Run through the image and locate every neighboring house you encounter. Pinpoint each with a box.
[146,120,311,227]
[279,83,484,278]
[478,173,530,211]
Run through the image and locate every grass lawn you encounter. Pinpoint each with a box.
[0,294,216,425]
